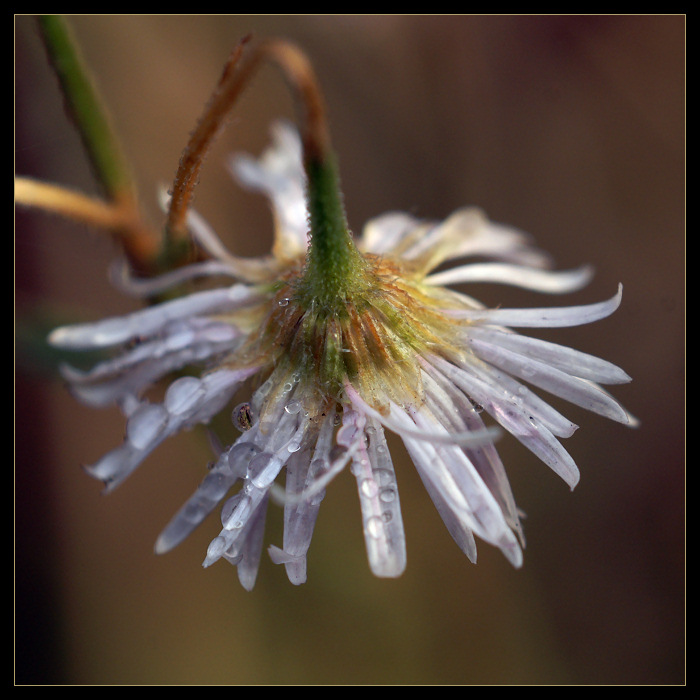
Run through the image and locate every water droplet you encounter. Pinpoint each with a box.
[221,493,252,530]
[248,452,281,488]
[164,376,203,415]
[180,501,205,523]
[284,400,302,415]
[360,479,378,498]
[126,403,168,449]
[283,382,294,394]
[278,297,290,307]
[373,469,394,487]
[379,487,396,503]
[164,324,195,351]
[227,442,262,476]
[287,440,301,453]
[365,516,384,539]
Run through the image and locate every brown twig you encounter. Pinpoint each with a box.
[165,37,331,246]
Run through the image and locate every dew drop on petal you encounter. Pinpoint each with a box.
[360,478,379,498]
[248,451,281,488]
[164,376,203,415]
[284,400,302,415]
[126,404,168,449]
[221,493,252,530]
[379,487,397,503]
[164,324,195,352]
[365,516,385,539]
[227,442,262,476]
[373,469,394,487]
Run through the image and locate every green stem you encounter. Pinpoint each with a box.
[298,153,368,312]
[37,15,135,203]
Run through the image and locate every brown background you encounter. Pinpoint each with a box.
[15,15,684,685]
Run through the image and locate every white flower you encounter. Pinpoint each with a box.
[49,121,636,590]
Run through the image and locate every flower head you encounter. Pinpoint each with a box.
[49,119,636,590]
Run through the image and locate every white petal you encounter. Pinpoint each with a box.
[49,284,260,349]
[155,458,238,555]
[468,336,635,425]
[431,355,580,489]
[351,415,407,578]
[275,411,337,584]
[443,284,623,328]
[359,211,427,255]
[465,326,633,384]
[426,262,593,294]
[398,407,523,568]
[344,384,501,446]
[59,319,242,408]
[407,208,551,271]
[110,257,240,298]
[235,495,269,592]
[419,363,523,536]
[86,368,251,492]
[229,120,309,259]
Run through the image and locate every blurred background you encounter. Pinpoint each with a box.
[15,15,684,685]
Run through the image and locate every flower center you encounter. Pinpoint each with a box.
[249,253,464,415]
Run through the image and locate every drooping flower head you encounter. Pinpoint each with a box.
[44,36,636,590]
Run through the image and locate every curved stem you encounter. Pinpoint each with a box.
[165,37,331,245]
[15,177,161,266]
[35,15,162,273]
[37,15,136,205]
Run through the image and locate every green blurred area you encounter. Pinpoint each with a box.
[15,14,685,685]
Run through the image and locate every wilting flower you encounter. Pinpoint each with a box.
[49,120,635,590]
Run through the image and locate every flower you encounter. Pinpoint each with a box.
[49,120,636,590]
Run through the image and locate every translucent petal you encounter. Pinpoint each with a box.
[419,364,523,539]
[431,355,580,489]
[426,262,593,294]
[235,496,269,592]
[468,336,636,425]
[345,383,500,447]
[351,416,406,578]
[404,208,551,271]
[466,326,633,384]
[49,284,259,349]
[444,285,623,328]
[276,411,337,585]
[399,414,523,568]
[229,120,309,259]
[155,448,241,555]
